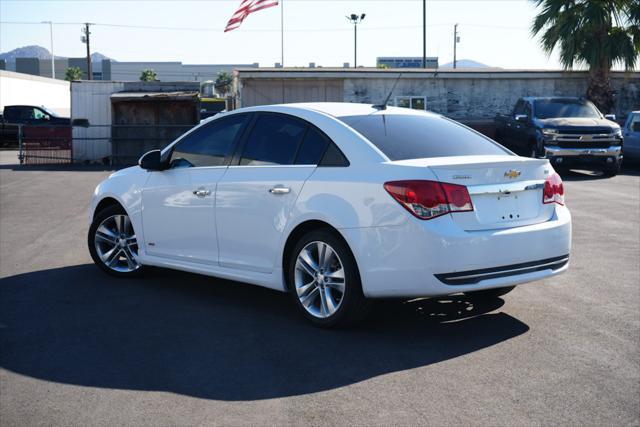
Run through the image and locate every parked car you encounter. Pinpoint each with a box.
[0,105,70,147]
[622,111,640,161]
[88,103,571,328]
[495,97,623,176]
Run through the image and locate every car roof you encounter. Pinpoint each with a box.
[229,102,441,119]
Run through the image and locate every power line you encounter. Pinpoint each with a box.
[2,20,525,33]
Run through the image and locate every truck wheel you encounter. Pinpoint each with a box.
[603,162,621,177]
[529,142,542,158]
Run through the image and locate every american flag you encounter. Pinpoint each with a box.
[224,0,279,32]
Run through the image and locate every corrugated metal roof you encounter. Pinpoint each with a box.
[110,91,199,101]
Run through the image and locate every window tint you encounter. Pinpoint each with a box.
[513,100,526,116]
[533,99,600,119]
[240,114,306,166]
[319,142,349,166]
[295,126,328,165]
[339,113,510,161]
[171,114,246,168]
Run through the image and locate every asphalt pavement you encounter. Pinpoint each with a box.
[1,151,638,426]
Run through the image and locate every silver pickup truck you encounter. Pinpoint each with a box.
[495,97,623,176]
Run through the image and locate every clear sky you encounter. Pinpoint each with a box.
[0,0,566,69]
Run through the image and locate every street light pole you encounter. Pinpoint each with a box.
[453,23,459,69]
[42,21,55,79]
[422,0,426,68]
[346,13,365,68]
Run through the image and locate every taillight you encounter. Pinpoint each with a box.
[543,173,564,205]
[384,180,474,220]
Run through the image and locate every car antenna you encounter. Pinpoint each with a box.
[373,73,402,110]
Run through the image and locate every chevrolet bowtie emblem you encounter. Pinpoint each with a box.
[504,169,521,179]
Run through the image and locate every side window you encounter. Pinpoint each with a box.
[240,114,306,166]
[319,142,349,167]
[630,114,640,132]
[4,107,18,122]
[33,108,48,120]
[295,126,328,165]
[171,114,247,168]
[513,100,526,116]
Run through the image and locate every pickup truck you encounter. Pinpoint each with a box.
[1,105,70,148]
[495,97,623,176]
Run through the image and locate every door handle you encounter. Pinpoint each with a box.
[193,188,211,198]
[269,186,291,195]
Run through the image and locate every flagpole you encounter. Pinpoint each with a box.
[280,0,284,67]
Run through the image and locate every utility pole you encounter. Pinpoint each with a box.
[42,21,55,79]
[346,14,365,68]
[81,23,92,80]
[422,0,426,68]
[453,23,459,69]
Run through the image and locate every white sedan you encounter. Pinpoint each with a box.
[88,103,571,327]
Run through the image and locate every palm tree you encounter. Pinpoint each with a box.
[531,0,639,113]
[64,66,83,81]
[215,71,232,97]
[139,68,158,82]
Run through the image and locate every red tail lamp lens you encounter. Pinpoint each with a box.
[384,180,473,220]
[543,173,565,205]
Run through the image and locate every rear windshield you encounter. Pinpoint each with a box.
[338,113,510,160]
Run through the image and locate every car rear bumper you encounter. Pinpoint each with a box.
[341,205,571,298]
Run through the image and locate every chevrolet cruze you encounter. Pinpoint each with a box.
[88,103,572,327]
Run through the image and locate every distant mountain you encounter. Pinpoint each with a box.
[0,45,54,61]
[440,59,491,68]
[0,45,114,62]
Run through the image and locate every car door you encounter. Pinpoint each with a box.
[215,112,327,273]
[141,113,249,265]
[512,101,532,152]
[504,99,524,148]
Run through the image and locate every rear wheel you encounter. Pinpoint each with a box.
[465,286,515,300]
[288,229,369,328]
[88,204,145,277]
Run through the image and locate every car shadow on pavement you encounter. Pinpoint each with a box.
[0,264,529,401]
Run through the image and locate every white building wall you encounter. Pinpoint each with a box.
[109,62,258,82]
[0,70,70,115]
[71,81,124,162]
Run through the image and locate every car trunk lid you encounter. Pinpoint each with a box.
[393,155,555,231]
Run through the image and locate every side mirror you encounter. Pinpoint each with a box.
[605,114,616,121]
[515,114,528,122]
[138,149,164,171]
[72,118,90,127]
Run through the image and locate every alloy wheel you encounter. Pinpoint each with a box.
[94,214,140,273]
[294,241,346,318]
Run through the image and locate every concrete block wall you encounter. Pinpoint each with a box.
[343,72,640,119]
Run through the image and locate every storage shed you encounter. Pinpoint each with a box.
[111,91,199,164]
[71,81,200,163]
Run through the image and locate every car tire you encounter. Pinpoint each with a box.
[465,286,515,300]
[603,162,621,177]
[88,204,145,277]
[287,229,370,328]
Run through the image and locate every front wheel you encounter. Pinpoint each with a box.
[288,229,370,328]
[88,204,145,277]
[602,161,621,177]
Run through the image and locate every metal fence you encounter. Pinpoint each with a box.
[17,124,73,165]
[14,123,197,166]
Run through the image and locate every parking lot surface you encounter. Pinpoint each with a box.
[1,151,639,426]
